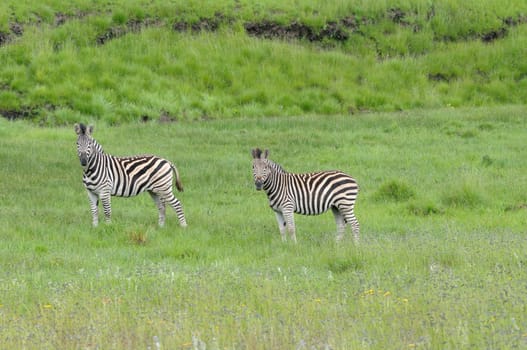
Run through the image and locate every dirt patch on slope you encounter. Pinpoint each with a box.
[0,107,39,121]
[96,18,163,45]
[0,22,24,46]
[173,12,228,32]
[244,20,350,42]
[3,8,527,48]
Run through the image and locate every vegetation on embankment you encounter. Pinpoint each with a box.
[1,0,527,124]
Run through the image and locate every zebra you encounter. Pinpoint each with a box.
[74,123,187,228]
[251,148,359,243]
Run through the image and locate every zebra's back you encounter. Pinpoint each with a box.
[108,155,174,197]
[286,170,358,215]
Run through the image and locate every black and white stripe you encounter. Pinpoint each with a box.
[252,148,359,243]
[75,123,187,227]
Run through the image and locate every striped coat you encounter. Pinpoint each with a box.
[252,148,359,243]
[75,123,187,227]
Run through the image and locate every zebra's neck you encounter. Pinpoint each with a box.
[84,139,108,176]
[85,152,106,175]
[92,139,104,154]
[262,160,287,191]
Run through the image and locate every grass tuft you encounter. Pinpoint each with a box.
[374,180,415,202]
[128,230,148,245]
[441,183,485,208]
[327,255,364,274]
[407,200,443,216]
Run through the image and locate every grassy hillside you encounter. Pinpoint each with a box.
[1,106,527,348]
[1,0,527,123]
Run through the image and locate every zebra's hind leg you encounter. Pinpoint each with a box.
[149,192,166,227]
[331,207,346,242]
[164,192,187,227]
[343,205,360,243]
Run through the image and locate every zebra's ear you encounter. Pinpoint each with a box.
[74,123,82,135]
[251,148,261,159]
[262,149,269,159]
[86,125,94,136]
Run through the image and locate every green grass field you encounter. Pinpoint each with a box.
[1,106,527,349]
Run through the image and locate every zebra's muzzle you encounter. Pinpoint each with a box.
[79,156,88,167]
[255,181,263,190]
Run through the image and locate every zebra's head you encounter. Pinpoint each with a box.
[74,123,96,168]
[252,148,270,191]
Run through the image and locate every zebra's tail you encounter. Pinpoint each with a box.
[170,162,184,192]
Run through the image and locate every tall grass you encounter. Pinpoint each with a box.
[1,1,527,123]
[1,106,527,348]
[2,25,527,124]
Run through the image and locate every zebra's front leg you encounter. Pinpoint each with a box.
[100,193,112,224]
[274,210,287,242]
[282,209,297,243]
[87,190,99,227]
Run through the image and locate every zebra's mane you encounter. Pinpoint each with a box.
[91,138,105,154]
[267,159,286,174]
